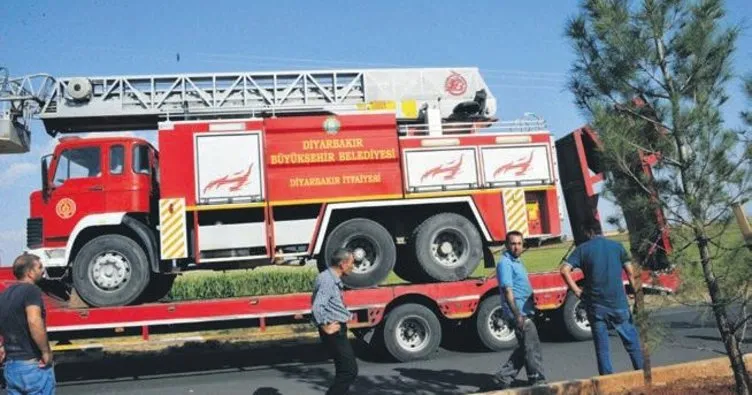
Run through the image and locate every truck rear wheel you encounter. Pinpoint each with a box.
[475,296,517,350]
[382,304,442,362]
[560,292,592,341]
[323,218,396,288]
[410,213,483,282]
[72,234,150,307]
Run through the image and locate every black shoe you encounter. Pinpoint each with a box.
[477,375,512,392]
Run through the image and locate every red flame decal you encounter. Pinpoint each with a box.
[493,151,534,178]
[203,164,254,194]
[421,155,464,182]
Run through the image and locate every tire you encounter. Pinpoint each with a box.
[560,292,592,341]
[382,304,442,362]
[323,218,396,289]
[72,234,151,307]
[475,297,517,350]
[139,273,177,303]
[410,213,483,282]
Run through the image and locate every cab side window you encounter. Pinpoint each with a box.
[132,145,150,175]
[110,145,124,175]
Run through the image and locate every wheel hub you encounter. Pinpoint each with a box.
[91,252,131,291]
[574,300,591,331]
[396,317,430,351]
[345,237,377,274]
[353,247,366,261]
[430,228,467,268]
[488,307,516,341]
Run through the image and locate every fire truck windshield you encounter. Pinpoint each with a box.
[53,147,102,185]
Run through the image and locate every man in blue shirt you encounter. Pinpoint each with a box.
[559,218,642,375]
[492,230,546,389]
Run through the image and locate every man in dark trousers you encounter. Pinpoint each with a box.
[311,248,357,395]
[492,231,546,389]
[559,218,643,375]
[0,253,56,394]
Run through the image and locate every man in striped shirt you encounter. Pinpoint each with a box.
[311,248,357,395]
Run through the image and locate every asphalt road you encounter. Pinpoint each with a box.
[37,306,747,395]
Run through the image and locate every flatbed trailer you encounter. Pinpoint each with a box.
[0,265,679,362]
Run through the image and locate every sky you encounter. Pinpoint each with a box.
[0,0,750,265]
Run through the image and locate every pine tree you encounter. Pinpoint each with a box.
[566,0,752,392]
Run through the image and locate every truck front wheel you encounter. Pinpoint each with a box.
[72,234,151,307]
[323,218,396,288]
[410,213,483,282]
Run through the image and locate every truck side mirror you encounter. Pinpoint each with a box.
[41,155,51,202]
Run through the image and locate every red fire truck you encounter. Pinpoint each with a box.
[2,67,566,307]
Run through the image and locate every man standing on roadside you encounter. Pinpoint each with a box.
[0,253,56,394]
[311,248,358,395]
[559,218,643,375]
[491,231,546,389]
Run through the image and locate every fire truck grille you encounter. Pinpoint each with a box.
[26,218,43,249]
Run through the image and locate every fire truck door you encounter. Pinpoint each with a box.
[44,146,107,241]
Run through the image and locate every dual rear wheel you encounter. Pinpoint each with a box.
[323,213,483,289]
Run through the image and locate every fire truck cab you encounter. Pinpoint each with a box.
[28,136,164,306]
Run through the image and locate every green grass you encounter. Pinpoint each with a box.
[168,266,317,301]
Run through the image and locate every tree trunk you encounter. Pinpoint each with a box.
[631,262,652,385]
[697,232,752,395]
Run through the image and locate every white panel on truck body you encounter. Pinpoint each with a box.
[481,144,553,186]
[404,147,479,191]
[195,132,264,204]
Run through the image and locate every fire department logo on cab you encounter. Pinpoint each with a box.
[55,198,76,219]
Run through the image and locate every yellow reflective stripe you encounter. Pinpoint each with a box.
[503,188,529,237]
[159,198,187,259]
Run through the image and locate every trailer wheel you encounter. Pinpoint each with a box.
[323,218,396,288]
[560,292,592,341]
[411,213,483,282]
[475,297,517,350]
[72,234,150,307]
[382,304,442,362]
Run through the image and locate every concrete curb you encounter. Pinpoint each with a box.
[470,353,752,395]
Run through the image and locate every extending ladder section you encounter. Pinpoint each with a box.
[33,67,496,134]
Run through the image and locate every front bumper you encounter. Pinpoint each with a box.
[24,247,67,268]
